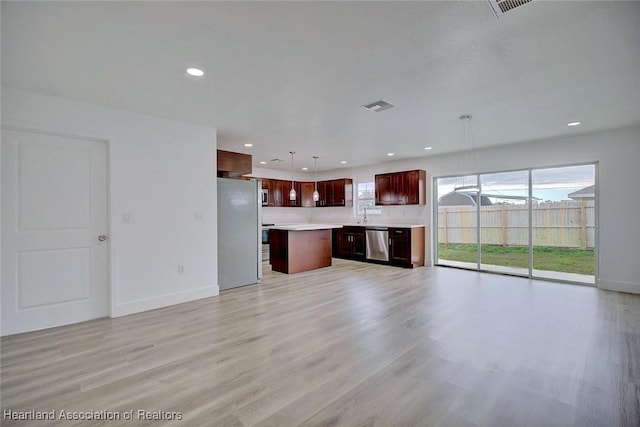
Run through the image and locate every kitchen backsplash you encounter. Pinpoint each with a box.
[262,207,311,225]
[309,205,429,225]
[264,205,429,226]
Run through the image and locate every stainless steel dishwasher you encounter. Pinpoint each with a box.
[365,227,389,262]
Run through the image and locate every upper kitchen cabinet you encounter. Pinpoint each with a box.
[315,180,330,207]
[375,170,426,205]
[332,179,353,207]
[261,177,353,208]
[262,178,288,207]
[299,182,316,208]
[217,149,252,177]
[316,179,353,207]
[286,181,303,207]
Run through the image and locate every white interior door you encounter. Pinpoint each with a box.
[1,128,108,336]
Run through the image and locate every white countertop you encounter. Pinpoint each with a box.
[346,223,425,228]
[268,224,343,231]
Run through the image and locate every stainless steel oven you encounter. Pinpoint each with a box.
[261,227,270,244]
[261,224,273,261]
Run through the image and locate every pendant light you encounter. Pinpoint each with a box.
[454,115,479,193]
[289,151,297,201]
[312,156,320,202]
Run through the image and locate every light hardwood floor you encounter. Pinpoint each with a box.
[2,260,639,426]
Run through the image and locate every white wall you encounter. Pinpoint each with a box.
[1,87,219,317]
[310,126,640,294]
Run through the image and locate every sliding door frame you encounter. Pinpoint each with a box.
[434,161,598,287]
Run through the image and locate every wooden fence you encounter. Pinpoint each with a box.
[438,201,595,249]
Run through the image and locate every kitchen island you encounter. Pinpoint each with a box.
[269,224,342,274]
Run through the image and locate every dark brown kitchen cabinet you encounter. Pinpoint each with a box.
[389,227,425,268]
[334,226,365,260]
[262,178,291,207]
[316,178,353,207]
[285,181,301,207]
[261,179,275,207]
[272,179,286,207]
[261,177,353,208]
[375,170,426,206]
[330,179,353,207]
[376,174,394,205]
[315,181,330,207]
[217,149,252,177]
[299,182,316,207]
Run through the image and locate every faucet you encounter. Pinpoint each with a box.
[363,207,369,224]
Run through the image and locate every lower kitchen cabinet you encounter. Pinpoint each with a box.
[334,226,366,261]
[333,225,425,268]
[389,227,425,268]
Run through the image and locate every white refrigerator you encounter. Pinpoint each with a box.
[217,178,262,290]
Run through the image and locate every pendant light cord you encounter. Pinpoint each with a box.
[290,151,295,187]
[313,156,318,191]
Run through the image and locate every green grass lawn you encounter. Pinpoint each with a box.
[438,243,595,275]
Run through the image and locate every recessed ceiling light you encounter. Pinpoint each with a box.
[340,161,348,164]
[244,143,253,147]
[302,167,308,171]
[186,68,204,77]
[259,161,267,165]
[567,121,582,127]
[424,146,433,150]
[387,153,395,156]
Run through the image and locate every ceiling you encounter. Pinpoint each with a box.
[2,1,639,173]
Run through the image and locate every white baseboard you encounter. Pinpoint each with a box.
[598,279,640,295]
[111,286,220,318]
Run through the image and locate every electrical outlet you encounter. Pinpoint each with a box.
[122,213,131,223]
[178,265,185,275]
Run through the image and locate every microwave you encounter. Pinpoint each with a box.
[261,189,269,206]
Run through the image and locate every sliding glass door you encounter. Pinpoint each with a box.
[479,170,530,276]
[435,163,597,285]
[437,175,478,269]
[531,165,596,284]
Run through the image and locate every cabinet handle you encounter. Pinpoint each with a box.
[389,238,392,246]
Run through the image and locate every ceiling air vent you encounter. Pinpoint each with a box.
[488,0,533,17]
[269,158,285,163]
[362,100,394,113]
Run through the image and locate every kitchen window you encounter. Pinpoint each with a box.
[357,182,375,214]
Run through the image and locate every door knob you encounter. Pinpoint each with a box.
[98,235,107,242]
